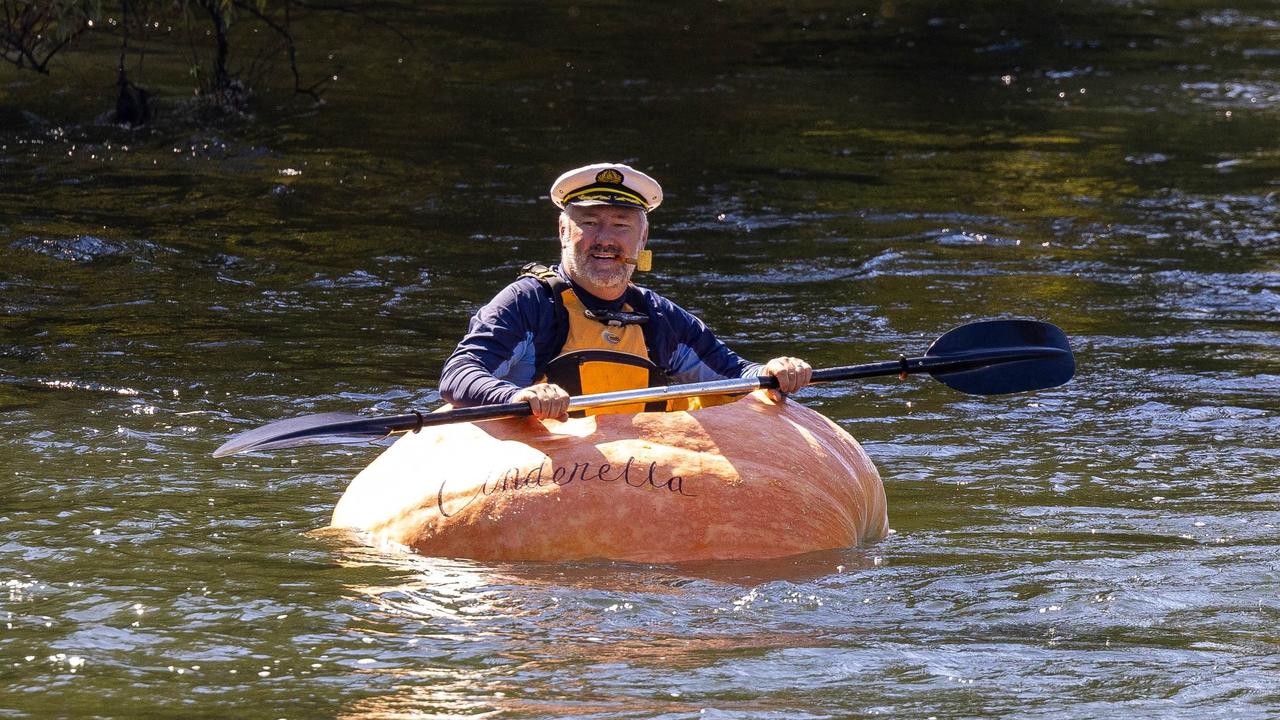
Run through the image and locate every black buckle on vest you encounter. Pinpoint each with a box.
[583,308,649,327]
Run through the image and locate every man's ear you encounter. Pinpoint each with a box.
[558,214,569,246]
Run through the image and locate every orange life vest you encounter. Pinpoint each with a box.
[521,264,739,417]
[520,264,665,416]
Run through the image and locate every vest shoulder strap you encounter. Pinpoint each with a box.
[518,262,568,292]
[518,262,570,324]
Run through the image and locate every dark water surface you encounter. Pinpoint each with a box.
[3,2,1279,717]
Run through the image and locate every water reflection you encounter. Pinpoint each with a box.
[325,538,893,718]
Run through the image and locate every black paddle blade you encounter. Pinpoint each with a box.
[925,319,1075,395]
[212,411,384,457]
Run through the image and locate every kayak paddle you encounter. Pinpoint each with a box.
[212,318,1073,457]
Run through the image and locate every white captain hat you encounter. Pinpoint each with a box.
[549,162,663,212]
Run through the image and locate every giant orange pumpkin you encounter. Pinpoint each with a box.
[330,391,888,562]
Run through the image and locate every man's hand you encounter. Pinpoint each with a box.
[512,383,571,420]
[762,356,812,403]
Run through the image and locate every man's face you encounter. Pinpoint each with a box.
[559,204,649,297]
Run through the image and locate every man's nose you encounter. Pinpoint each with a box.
[589,228,621,244]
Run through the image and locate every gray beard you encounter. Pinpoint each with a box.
[562,245,633,292]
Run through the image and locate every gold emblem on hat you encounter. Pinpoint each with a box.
[596,168,623,184]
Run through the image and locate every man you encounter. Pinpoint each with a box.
[439,162,812,419]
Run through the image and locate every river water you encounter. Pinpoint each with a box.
[2,2,1278,717]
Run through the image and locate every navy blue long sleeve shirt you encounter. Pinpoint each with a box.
[439,266,764,407]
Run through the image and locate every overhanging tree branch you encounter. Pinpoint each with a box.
[3,0,408,118]
[230,0,325,101]
[1,0,90,73]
